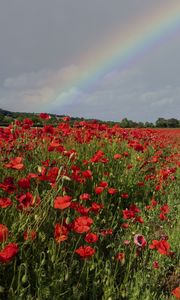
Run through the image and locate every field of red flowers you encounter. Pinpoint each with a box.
[0,115,180,300]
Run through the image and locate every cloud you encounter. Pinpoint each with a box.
[1,65,180,122]
[1,65,81,112]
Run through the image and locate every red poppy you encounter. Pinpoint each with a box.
[62,116,70,122]
[0,224,8,242]
[151,198,157,207]
[17,192,34,210]
[134,216,144,224]
[172,287,180,299]
[5,157,24,170]
[54,224,68,243]
[54,196,72,210]
[157,240,170,255]
[75,245,95,258]
[82,170,92,179]
[134,234,147,248]
[153,261,159,269]
[91,150,105,163]
[115,252,125,263]
[73,216,93,234]
[24,230,37,241]
[108,188,118,195]
[121,223,129,229]
[100,229,113,236]
[159,213,167,221]
[121,193,129,199]
[79,193,91,201]
[99,181,108,188]
[160,204,170,214]
[91,202,103,214]
[84,232,98,243]
[149,239,170,255]
[94,186,104,194]
[0,197,12,208]
[39,113,51,120]
[18,177,30,189]
[114,154,122,159]
[0,243,19,263]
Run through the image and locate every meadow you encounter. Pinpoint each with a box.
[0,114,180,300]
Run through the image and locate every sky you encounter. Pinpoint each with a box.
[0,0,180,122]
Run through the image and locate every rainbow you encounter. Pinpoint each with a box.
[45,2,180,111]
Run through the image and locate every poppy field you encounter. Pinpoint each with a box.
[0,115,180,300]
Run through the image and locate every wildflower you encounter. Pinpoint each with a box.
[75,245,95,258]
[5,157,24,170]
[172,287,180,299]
[54,224,68,243]
[85,232,98,243]
[153,261,159,269]
[94,186,104,194]
[79,193,91,201]
[18,177,30,189]
[149,239,171,255]
[115,252,125,264]
[0,197,12,208]
[114,154,122,159]
[0,243,19,263]
[134,234,147,248]
[39,113,51,120]
[54,195,72,210]
[24,230,37,241]
[108,188,118,195]
[0,224,8,242]
[73,216,93,234]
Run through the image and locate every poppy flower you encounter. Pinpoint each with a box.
[62,116,70,122]
[115,252,125,263]
[0,243,19,263]
[149,239,171,255]
[75,245,95,258]
[23,230,37,241]
[39,113,51,120]
[73,216,93,234]
[85,232,98,243]
[121,193,129,199]
[17,192,34,210]
[79,193,91,201]
[54,195,72,210]
[121,223,129,229]
[18,177,31,189]
[54,224,68,243]
[5,157,24,170]
[91,202,103,214]
[94,186,104,194]
[0,224,8,242]
[134,234,147,248]
[160,204,170,214]
[0,197,12,208]
[108,188,118,195]
[114,154,122,159]
[99,181,108,188]
[172,287,180,299]
[153,261,159,269]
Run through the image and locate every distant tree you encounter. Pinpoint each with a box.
[144,122,154,128]
[137,122,144,128]
[155,118,168,128]
[121,118,130,128]
[0,114,4,122]
[167,118,179,128]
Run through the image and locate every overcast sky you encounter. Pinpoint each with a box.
[0,0,180,122]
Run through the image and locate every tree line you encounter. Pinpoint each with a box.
[0,108,179,128]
